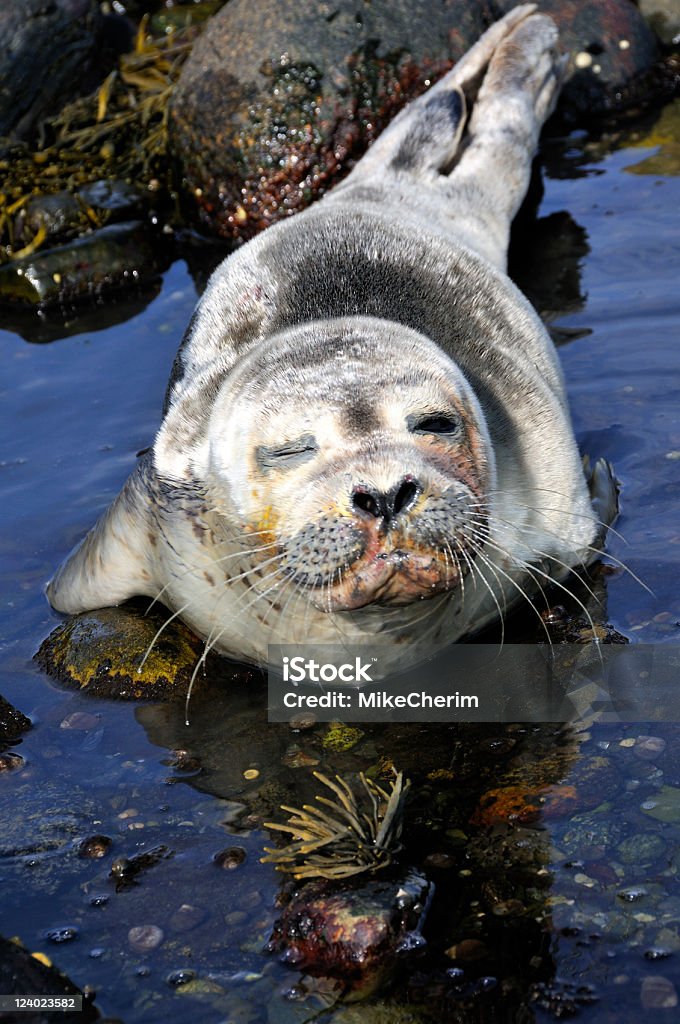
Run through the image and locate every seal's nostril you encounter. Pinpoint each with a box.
[392,478,421,515]
[351,478,422,522]
[352,488,385,519]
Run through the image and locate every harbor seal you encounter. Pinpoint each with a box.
[47,6,616,670]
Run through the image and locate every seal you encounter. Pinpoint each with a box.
[47,5,617,670]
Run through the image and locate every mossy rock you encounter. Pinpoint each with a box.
[35,603,224,700]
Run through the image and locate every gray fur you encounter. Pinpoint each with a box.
[47,7,616,670]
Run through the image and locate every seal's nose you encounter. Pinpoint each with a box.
[351,477,422,524]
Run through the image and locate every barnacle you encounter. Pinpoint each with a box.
[261,770,410,880]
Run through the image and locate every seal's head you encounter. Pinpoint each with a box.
[198,317,495,612]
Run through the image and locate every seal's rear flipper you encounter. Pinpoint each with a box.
[47,459,157,614]
[343,4,540,181]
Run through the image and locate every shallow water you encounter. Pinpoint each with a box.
[1,102,680,1022]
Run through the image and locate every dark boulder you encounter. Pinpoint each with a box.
[168,0,664,241]
[493,0,660,116]
[0,1,109,141]
[168,0,488,240]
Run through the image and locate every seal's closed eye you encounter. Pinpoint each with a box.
[256,434,319,470]
[408,414,460,436]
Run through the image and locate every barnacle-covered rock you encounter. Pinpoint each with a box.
[168,0,486,240]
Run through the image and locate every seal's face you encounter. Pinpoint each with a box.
[205,320,494,612]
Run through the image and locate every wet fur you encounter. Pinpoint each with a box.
[47,6,617,671]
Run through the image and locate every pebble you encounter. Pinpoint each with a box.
[0,752,24,772]
[634,736,667,761]
[128,925,164,953]
[168,904,206,933]
[78,834,113,859]
[60,712,99,730]
[214,846,247,870]
[46,926,78,944]
[640,975,678,1009]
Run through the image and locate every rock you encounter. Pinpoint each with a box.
[639,0,680,45]
[0,221,171,308]
[266,869,431,998]
[616,833,667,865]
[168,0,486,240]
[13,181,145,251]
[492,0,660,116]
[0,935,100,1022]
[34,603,213,700]
[169,0,664,240]
[0,1,107,141]
[640,975,678,1009]
[0,693,31,744]
[642,785,680,824]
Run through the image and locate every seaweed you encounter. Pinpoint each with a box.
[262,770,410,880]
[0,18,198,265]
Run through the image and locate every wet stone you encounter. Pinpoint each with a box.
[634,735,667,761]
[0,0,106,141]
[61,712,100,731]
[78,834,113,859]
[128,925,164,953]
[35,603,214,700]
[0,693,32,744]
[46,926,79,944]
[0,221,171,309]
[446,939,489,962]
[641,785,680,823]
[214,846,247,870]
[168,0,486,240]
[640,975,678,1009]
[617,833,667,864]
[167,969,196,987]
[268,869,431,997]
[0,752,25,772]
[168,903,206,932]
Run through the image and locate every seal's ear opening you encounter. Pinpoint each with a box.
[47,460,156,615]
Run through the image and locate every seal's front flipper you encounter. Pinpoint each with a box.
[583,455,619,548]
[47,459,157,615]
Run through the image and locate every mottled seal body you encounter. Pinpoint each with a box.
[48,6,615,668]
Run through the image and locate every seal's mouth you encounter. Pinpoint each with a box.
[319,547,457,611]
[287,528,466,612]
[277,488,486,613]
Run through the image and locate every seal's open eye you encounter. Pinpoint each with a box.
[256,434,318,470]
[408,413,460,436]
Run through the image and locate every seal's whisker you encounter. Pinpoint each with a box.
[465,533,554,646]
[145,539,280,612]
[138,598,198,673]
[474,529,601,640]
[461,541,507,647]
[487,504,651,595]
[485,487,627,544]
[464,511,603,609]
